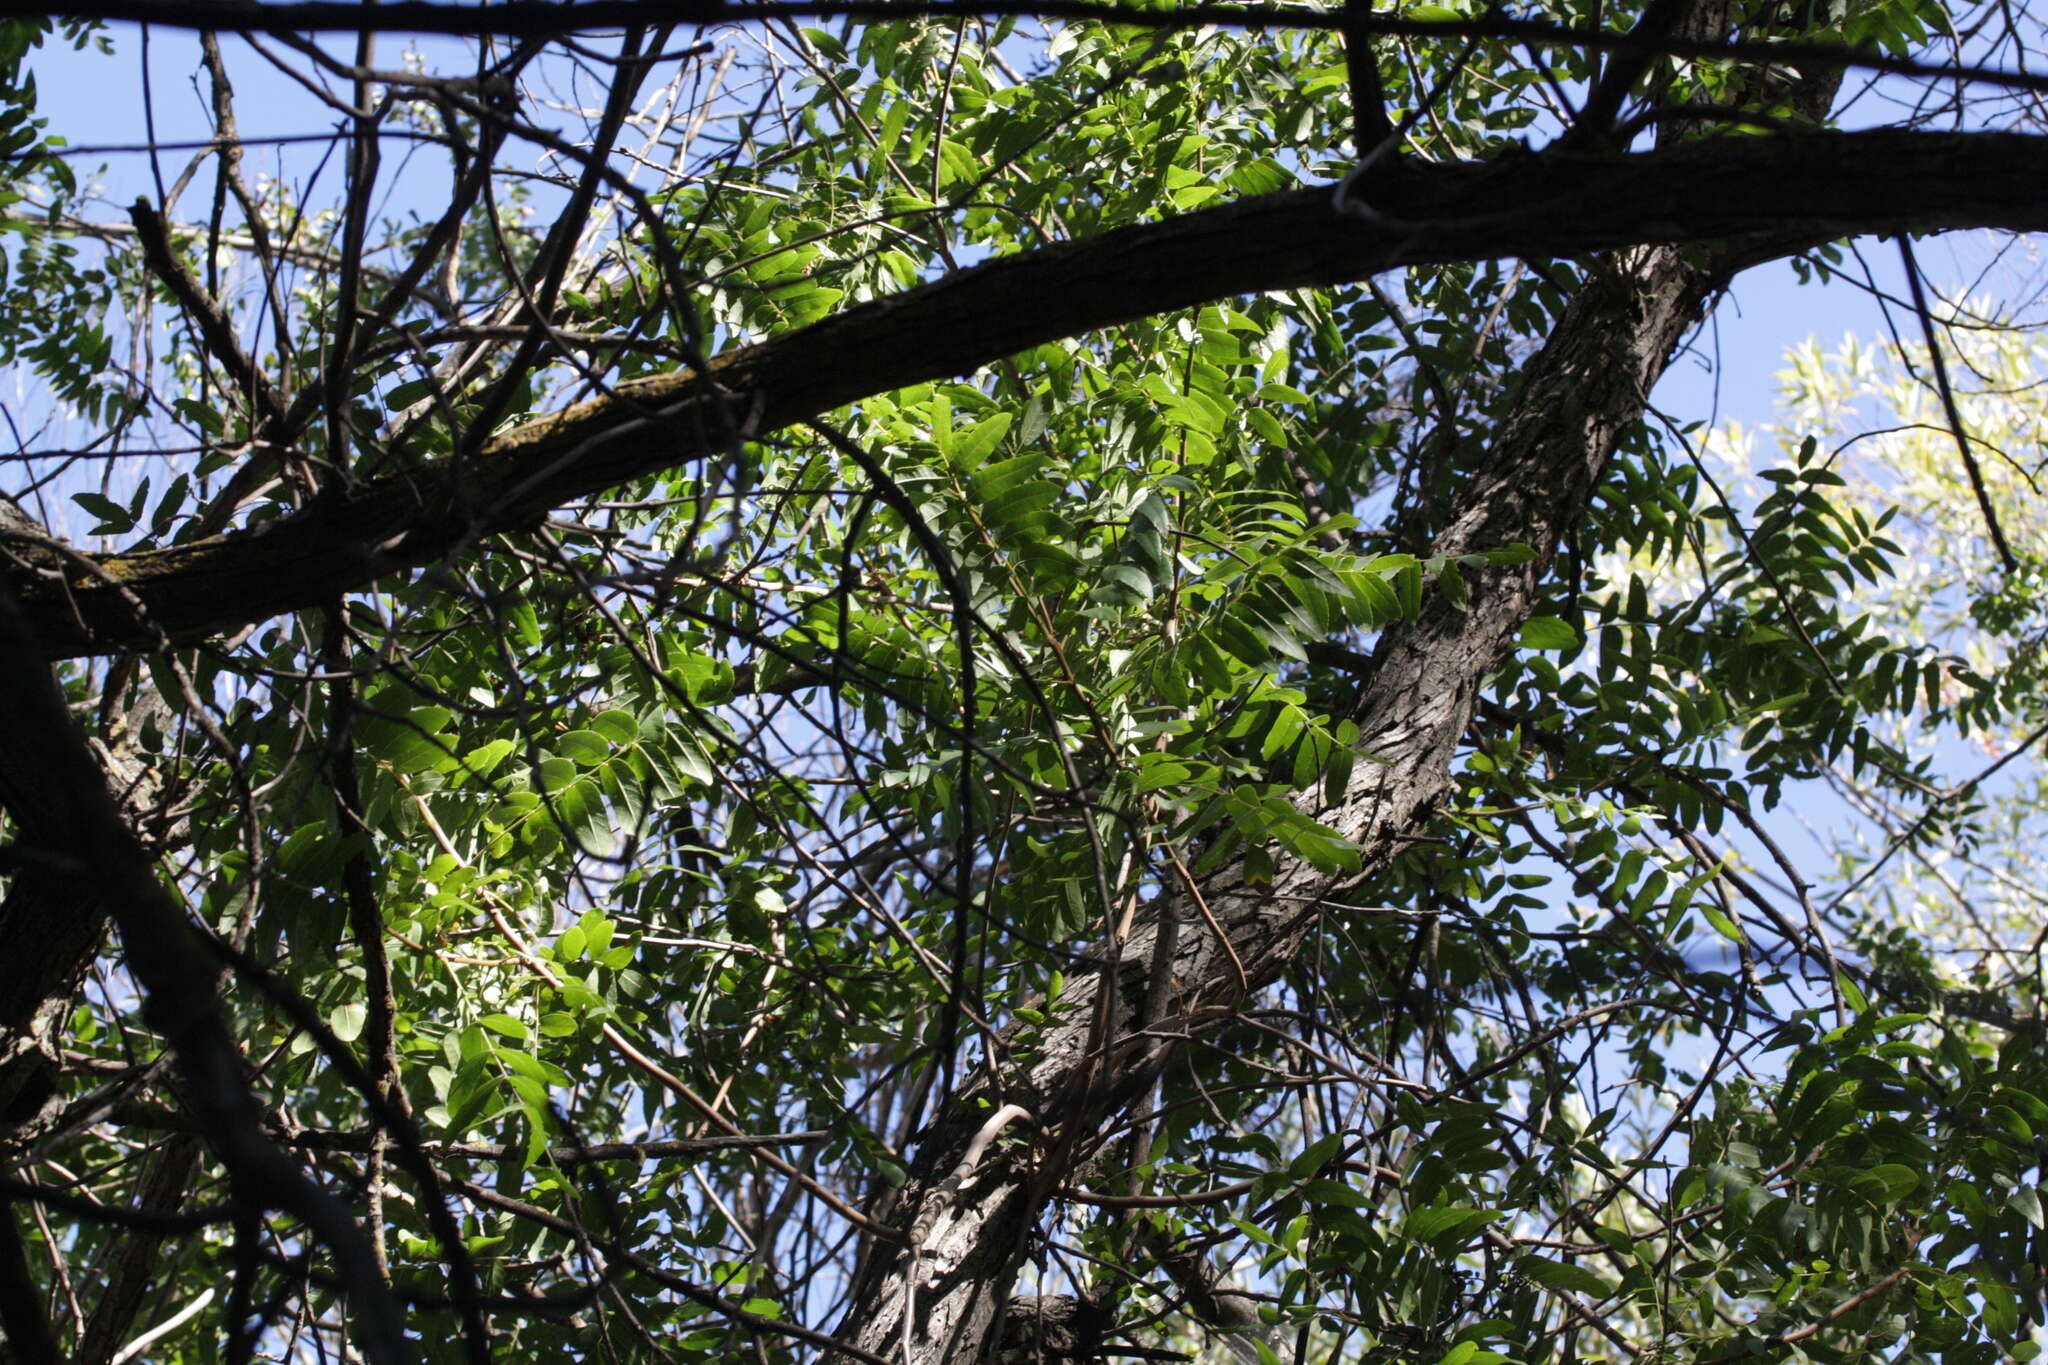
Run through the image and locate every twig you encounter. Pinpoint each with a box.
[1898,235,2017,573]
[126,197,281,424]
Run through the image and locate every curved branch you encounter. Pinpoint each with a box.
[20,128,2048,660]
[827,232,1734,1357]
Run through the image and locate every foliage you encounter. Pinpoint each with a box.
[0,4,2045,1365]
[1709,319,2048,990]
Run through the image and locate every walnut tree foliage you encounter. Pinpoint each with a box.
[2,1,2048,1362]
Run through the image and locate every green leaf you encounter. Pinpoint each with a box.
[1405,1206,1501,1248]
[479,1013,530,1041]
[557,729,612,766]
[386,376,439,410]
[463,738,516,778]
[952,412,1014,469]
[1837,972,1869,1014]
[71,490,133,532]
[2011,1184,2043,1229]
[1979,1272,2020,1339]
[328,1002,367,1043]
[1700,902,1745,944]
[1515,1255,1611,1298]
[537,756,579,794]
[1134,755,1193,791]
[1518,617,1579,651]
[1289,1132,1343,1178]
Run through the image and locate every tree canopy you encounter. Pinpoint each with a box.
[4,2,2048,1362]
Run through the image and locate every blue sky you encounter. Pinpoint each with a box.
[21,22,2028,905]
[23,21,1972,439]
[20,23,2009,846]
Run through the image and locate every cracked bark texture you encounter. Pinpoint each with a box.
[827,240,1725,1365]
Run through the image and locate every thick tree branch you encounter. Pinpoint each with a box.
[0,585,410,1364]
[17,129,2048,660]
[826,234,1734,1365]
[1341,0,1396,155]
[73,1136,201,1365]
[0,1202,59,1362]
[1558,0,1689,149]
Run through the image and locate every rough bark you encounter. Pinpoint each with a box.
[826,240,1726,1362]
[14,130,2048,659]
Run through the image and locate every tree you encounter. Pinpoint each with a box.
[1709,311,2048,972]
[3,1,2048,1361]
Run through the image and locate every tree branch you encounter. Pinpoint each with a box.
[73,1136,201,1365]
[18,129,2048,660]
[826,226,1738,1359]
[10,0,2048,102]
[1897,235,2018,573]
[1342,0,1395,155]
[127,196,283,425]
[0,583,409,1364]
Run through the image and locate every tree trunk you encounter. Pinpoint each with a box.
[828,240,1726,1363]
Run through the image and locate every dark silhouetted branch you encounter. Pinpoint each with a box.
[18,130,2048,660]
